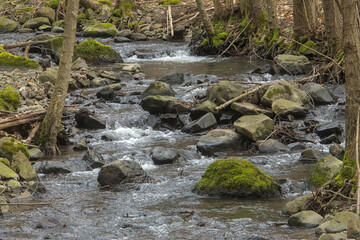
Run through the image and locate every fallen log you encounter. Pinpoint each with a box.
[2,40,50,50]
[0,110,46,130]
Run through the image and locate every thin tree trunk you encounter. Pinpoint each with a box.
[343,0,360,161]
[41,0,80,154]
[293,0,318,39]
[265,0,278,30]
[248,0,265,27]
[195,0,215,39]
[323,0,343,57]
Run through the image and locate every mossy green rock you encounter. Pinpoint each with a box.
[141,95,189,114]
[261,80,310,107]
[207,81,244,104]
[11,151,37,181]
[271,99,307,118]
[141,81,175,98]
[190,100,219,120]
[307,154,343,188]
[8,179,21,191]
[0,157,10,167]
[0,87,21,112]
[0,16,19,33]
[73,40,122,65]
[83,23,119,37]
[23,17,51,29]
[194,158,281,198]
[35,7,55,23]
[0,162,19,180]
[0,137,30,161]
[234,114,274,141]
[299,40,317,56]
[44,37,63,57]
[0,52,40,69]
[274,54,312,75]
[39,70,57,84]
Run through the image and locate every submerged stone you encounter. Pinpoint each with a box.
[194,158,281,198]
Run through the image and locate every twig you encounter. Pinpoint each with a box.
[291,39,344,70]
[218,19,253,57]
[215,85,267,111]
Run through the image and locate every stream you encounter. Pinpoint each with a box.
[0,34,346,240]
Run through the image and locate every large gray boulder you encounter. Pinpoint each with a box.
[0,16,19,33]
[141,81,176,98]
[83,23,119,37]
[97,160,150,186]
[274,54,312,75]
[288,210,323,228]
[255,139,290,153]
[301,83,335,105]
[140,96,189,114]
[157,72,184,85]
[299,148,326,163]
[261,80,310,107]
[75,108,106,129]
[271,99,307,118]
[35,7,56,23]
[23,17,51,29]
[325,211,358,233]
[306,154,343,188]
[207,81,244,104]
[196,129,243,155]
[234,114,274,141]
[182,112,217,133]
[151,146,180,165]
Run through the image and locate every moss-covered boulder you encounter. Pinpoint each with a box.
[207,81,244,104]
[141,95,189,114]
[15,7,34,25]
[23,17,51,29]
[0,52,40,69]
[83,23,119,37]
[261,80,310,107]
[0,162,19,180]
[307,154,343,188]
[39,70,58,84]
[194,158,281,198]
[234,114,274,141]
[274,54,312,75]
[299,40,317,56]
[190,100,219,120]
[11,151,37,181]
[73,40,122,65]
[0,87,21,112]
[271,99,307,118]
[35,7,56,23]
[0,137,30,161]
[0,16,19,33]
[141,81,176,98]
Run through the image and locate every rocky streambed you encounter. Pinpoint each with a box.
[0,35,349,239]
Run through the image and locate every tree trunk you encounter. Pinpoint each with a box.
[213,0,232,20]
[265,0,278,30]
[343,0,360,160]
[293,0,318,39]
[247,0,265,27]
[41,0,80,154]
[195,0,215,39]
[323,0,343,57]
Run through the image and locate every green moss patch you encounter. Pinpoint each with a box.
[73,39,122,64]
[0,137,30,161]
[45,0,60,9]
[0,52,40,68]
[159,0,182,5]
[194,158,281,198]
[299,40,317,55]
[0,87,21,112]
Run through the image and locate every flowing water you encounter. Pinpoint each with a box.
[0,34,345,240]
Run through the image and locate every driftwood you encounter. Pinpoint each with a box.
[2,40,50,49]
[168,6,174,37]
[0,110,46,130]
[24,122,41,144]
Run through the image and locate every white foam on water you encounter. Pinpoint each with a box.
[124,50,212,63]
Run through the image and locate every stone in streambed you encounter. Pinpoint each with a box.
[0,162,19,180]
[141,81,176,98]
[190,100,219,120]
[157,72,184,85]
[83,23,119,37]
[28,148,44,160]
[140,95,189,114]
[288,210,323,228]
[96,86,115,101]
[231,102,273,117]
[282,193,314,215]
[82,149,105,170]
[193,158,281,198]
[234,114,274,142]
[299,148,326,163]
[151,146,180,165]
[207,81,244,104]
[255,139,290,153]
[75,108,106,129]
[182,112,217,133]
[271,99,307,118]
[196,129,243,155]
[0,16,19,33]
[97,160,150,186]
[301,83,335,105]
[324,211,358,233]
[274,54,312,75]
